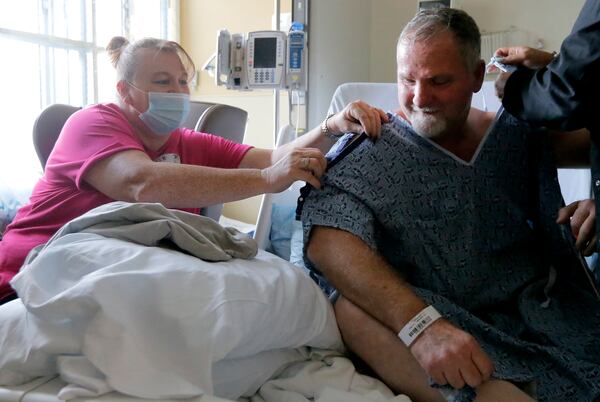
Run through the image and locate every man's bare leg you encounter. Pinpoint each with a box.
[335,296,536,402]
[475,380,536,402]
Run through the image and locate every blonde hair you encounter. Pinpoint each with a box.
[106,36,196,83]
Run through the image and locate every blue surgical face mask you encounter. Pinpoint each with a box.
[128,84,190,135]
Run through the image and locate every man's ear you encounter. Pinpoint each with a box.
[116,80,131,105]
[473,59,486,93]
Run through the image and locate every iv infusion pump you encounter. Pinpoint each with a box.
[216,29,307,91]
[247,31,285,87]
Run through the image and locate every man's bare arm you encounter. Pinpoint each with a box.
[307,226,425,332]
[307,225,494,389]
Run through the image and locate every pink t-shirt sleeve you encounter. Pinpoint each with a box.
[46,104,145,189]
[177,128,252,168]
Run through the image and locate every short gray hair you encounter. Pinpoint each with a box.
[397,8,481,71]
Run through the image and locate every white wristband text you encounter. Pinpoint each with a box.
[398,305,442,347]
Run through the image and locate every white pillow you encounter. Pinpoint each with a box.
[1,234,342,400]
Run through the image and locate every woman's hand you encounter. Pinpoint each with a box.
[557,199,598,256]
[494,46,555,70]
[261,147,327,193]
[493,47,557,99]
[327,100,389,140]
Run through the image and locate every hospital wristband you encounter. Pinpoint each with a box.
[398,305,442,347]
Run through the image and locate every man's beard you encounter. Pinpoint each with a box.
[409,108,447,139]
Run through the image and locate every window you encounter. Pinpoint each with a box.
[0,0,178,189]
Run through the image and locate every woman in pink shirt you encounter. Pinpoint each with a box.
[0,36,387,303]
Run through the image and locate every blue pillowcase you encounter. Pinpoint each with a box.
[266,182,305,262]
[0,186,30,236]
[268,204,296,261]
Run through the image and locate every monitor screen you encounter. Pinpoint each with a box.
[253,37,277,68]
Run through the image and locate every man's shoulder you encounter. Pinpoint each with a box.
[327,116,417,166]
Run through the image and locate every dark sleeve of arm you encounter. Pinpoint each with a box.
[300,152,379,276]
[302,184,377,250]
[502,0,600,130]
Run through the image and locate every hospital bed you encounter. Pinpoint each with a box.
[0,81,594,402]
[0,377,231,402]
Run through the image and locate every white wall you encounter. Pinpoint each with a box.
[466,0,584,52]
[370,0,586,82]
[368,0,415,82]
[307,0,372,128]
[181,0,292,224]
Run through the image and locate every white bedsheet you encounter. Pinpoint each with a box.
[0,350,411,402]
[0,202,344,400]
[241,349,411,402]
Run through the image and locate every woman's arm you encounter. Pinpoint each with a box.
[85,100,388,208]
[84,149,323,208]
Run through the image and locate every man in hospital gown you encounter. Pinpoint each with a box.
[300,8,600,402]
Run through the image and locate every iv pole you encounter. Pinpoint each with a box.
[273,0,281,147]
[254,0,308,246]
[274,0,308,146]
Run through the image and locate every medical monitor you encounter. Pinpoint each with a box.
[253,38,277,68]
[246,31,286,88]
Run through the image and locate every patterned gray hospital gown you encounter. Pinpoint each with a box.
[301,110,600,402]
